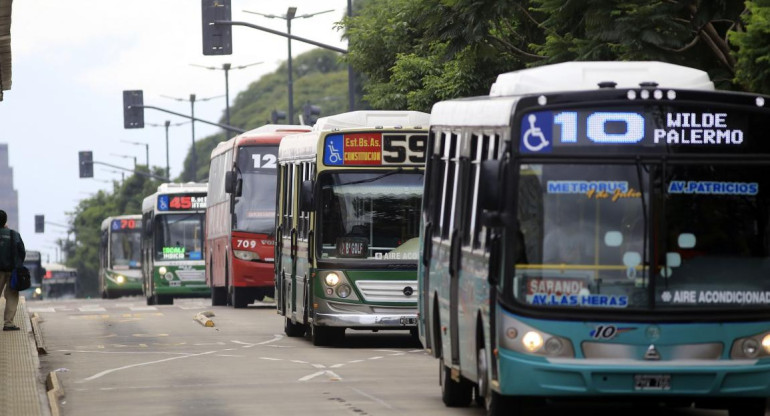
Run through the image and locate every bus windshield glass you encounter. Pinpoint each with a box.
[319,170,423,261]
[234,145,278,234]
[154,213,205,261]
[110,230,142,269]
[512,99,770,312]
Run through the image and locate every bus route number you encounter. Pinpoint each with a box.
[251,153,277,169]
[382,134,427,165]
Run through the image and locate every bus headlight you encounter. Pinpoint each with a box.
[324,273,341,287]
[159,267,167,275]
[164,273,174,281]
[234,250,261,261]
[336,284,352,298]
[522,331,543,352]
[34,287,42,295]
[116,275,125,284]
[730,332,770,359]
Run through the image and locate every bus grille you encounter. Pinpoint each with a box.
[355,280,418,303]
[176,269,205,281]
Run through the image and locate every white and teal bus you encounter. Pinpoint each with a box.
[141,183,208,305]
[276,111,429,346]
[419,61,770,415]
[99,215,142,299]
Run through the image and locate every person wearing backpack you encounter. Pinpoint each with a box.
[0,209,26,331]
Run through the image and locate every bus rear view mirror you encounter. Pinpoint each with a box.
[225,171,236,194]
[300,180,315,212]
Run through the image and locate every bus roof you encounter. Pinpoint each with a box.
[211,124,312,159]
[312,110,430,131]
[100,214,141,231]
[489,61,714,97]
[431,61,716,128]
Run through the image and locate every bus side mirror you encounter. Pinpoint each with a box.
[224,171,242,197]
[39,268,47,279]
[300,180,314,212]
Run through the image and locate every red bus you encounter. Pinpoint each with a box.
[206,125,311,307]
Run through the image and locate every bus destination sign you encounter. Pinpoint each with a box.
[157,194,207,211]
[111,219,140,230]
[519,108,750,154]
[323,132,427,166]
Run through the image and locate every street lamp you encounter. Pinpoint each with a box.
[121,140,149,166]
[161,94,224,181]
[147,120,188,181]
[110,153,137,168]
[190,62,262,138]
[243,7,334,124]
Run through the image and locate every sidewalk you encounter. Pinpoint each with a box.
[0,296,49,416]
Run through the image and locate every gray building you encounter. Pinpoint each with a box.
[0,143,19,230]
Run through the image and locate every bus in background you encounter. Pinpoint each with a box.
[99,215,142,299]
[276,111,429,346]
[207,124,311,308]
[20,250,44,300]
[141,183,208,305]
[42,263,78,299]
[420,61,770,415]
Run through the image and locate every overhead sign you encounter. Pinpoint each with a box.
[323,132,427,166]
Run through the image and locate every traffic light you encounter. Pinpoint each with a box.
[271,110,287,124]
[34,215,44,233]
[79,151,93,178]
[202,0,232,55]
[123,90,144,128]
[302,103,321,126]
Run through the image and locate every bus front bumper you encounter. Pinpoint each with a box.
[497,348,770,397]
[315,312,418,329]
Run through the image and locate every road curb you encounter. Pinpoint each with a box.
[194,311,215,327]
[46,371,64,416]
[30,312,47,355]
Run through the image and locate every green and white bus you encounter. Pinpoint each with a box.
[420,61,770,415]
[99,215,142,299]
[141,182,208,305]
[276,111,429,345]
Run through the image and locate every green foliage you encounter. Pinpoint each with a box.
[179,49,354,182]
[67,167,166,297]
[730,0,770,94]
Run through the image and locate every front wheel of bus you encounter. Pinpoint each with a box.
[284,317,306,337]
[231,288,250,308]
[311,324,343,347]
[440,361,472,407]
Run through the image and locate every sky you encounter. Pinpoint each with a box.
[0,0,349,264]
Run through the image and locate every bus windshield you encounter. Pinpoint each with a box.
[154,213,205,261]
[110,230,141,269]
[514,162,770,312]
[319,170,423,261]
[234,145,278,235]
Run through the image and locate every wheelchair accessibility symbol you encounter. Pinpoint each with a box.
[327,142,342,163]
[324,134,345,165]
[522,114,550,152]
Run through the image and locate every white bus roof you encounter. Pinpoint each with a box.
[432,61,716,127]
[312,110,430,131]
[100,214,141,231]
[489,61,714,97]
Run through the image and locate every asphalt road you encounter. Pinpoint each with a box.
[29,297,751,416]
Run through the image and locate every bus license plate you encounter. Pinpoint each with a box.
[400,317,416,325]
[634,374,670,391]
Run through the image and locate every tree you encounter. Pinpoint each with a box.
[730,0,770,94]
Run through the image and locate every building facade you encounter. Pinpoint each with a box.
[0,143,19,230]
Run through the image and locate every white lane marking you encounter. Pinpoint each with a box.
[311,363,326,369]
[369,356,383,360]
[259,357,283,361]
[330,364,344,369]
[79,350,218,382]
[298,371,326,382]
[216,354,243,357]
[351,387,394,409]
[231,335,283,348]
[79,306,106,312]
[193,342,226,346]
[348,360,364,364]
[130,306,157,311]
[27,307,56,313]
[58,350,191,356]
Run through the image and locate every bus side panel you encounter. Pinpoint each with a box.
[206,202,230,288]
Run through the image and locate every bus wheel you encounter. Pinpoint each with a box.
[156,295,173,305]
[311,324,343,347]
[146,294,156,306]
[231,288,250,308]
[284,317,306,337]
[440,361,472,407]
[211,286,227,306]
[728,398,766,416]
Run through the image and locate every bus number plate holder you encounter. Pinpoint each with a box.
[634,374,670,391]
[400,317,416,325]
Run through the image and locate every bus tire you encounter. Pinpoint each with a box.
[146,294,156,306]
[156,295,173,305]
[211,286,227,306]
[440,361,472,407]
[728,398,766,416]
[284,317,306,337]
[311,324,343,347]
[231,288,249,308]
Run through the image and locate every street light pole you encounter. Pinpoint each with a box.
[190,62,262,138]
[164,121,171,180]
[161,94,223,182]
[243,7,333,124]
[121,140,149,166]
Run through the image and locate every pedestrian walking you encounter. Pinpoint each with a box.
[0,209,26,331]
